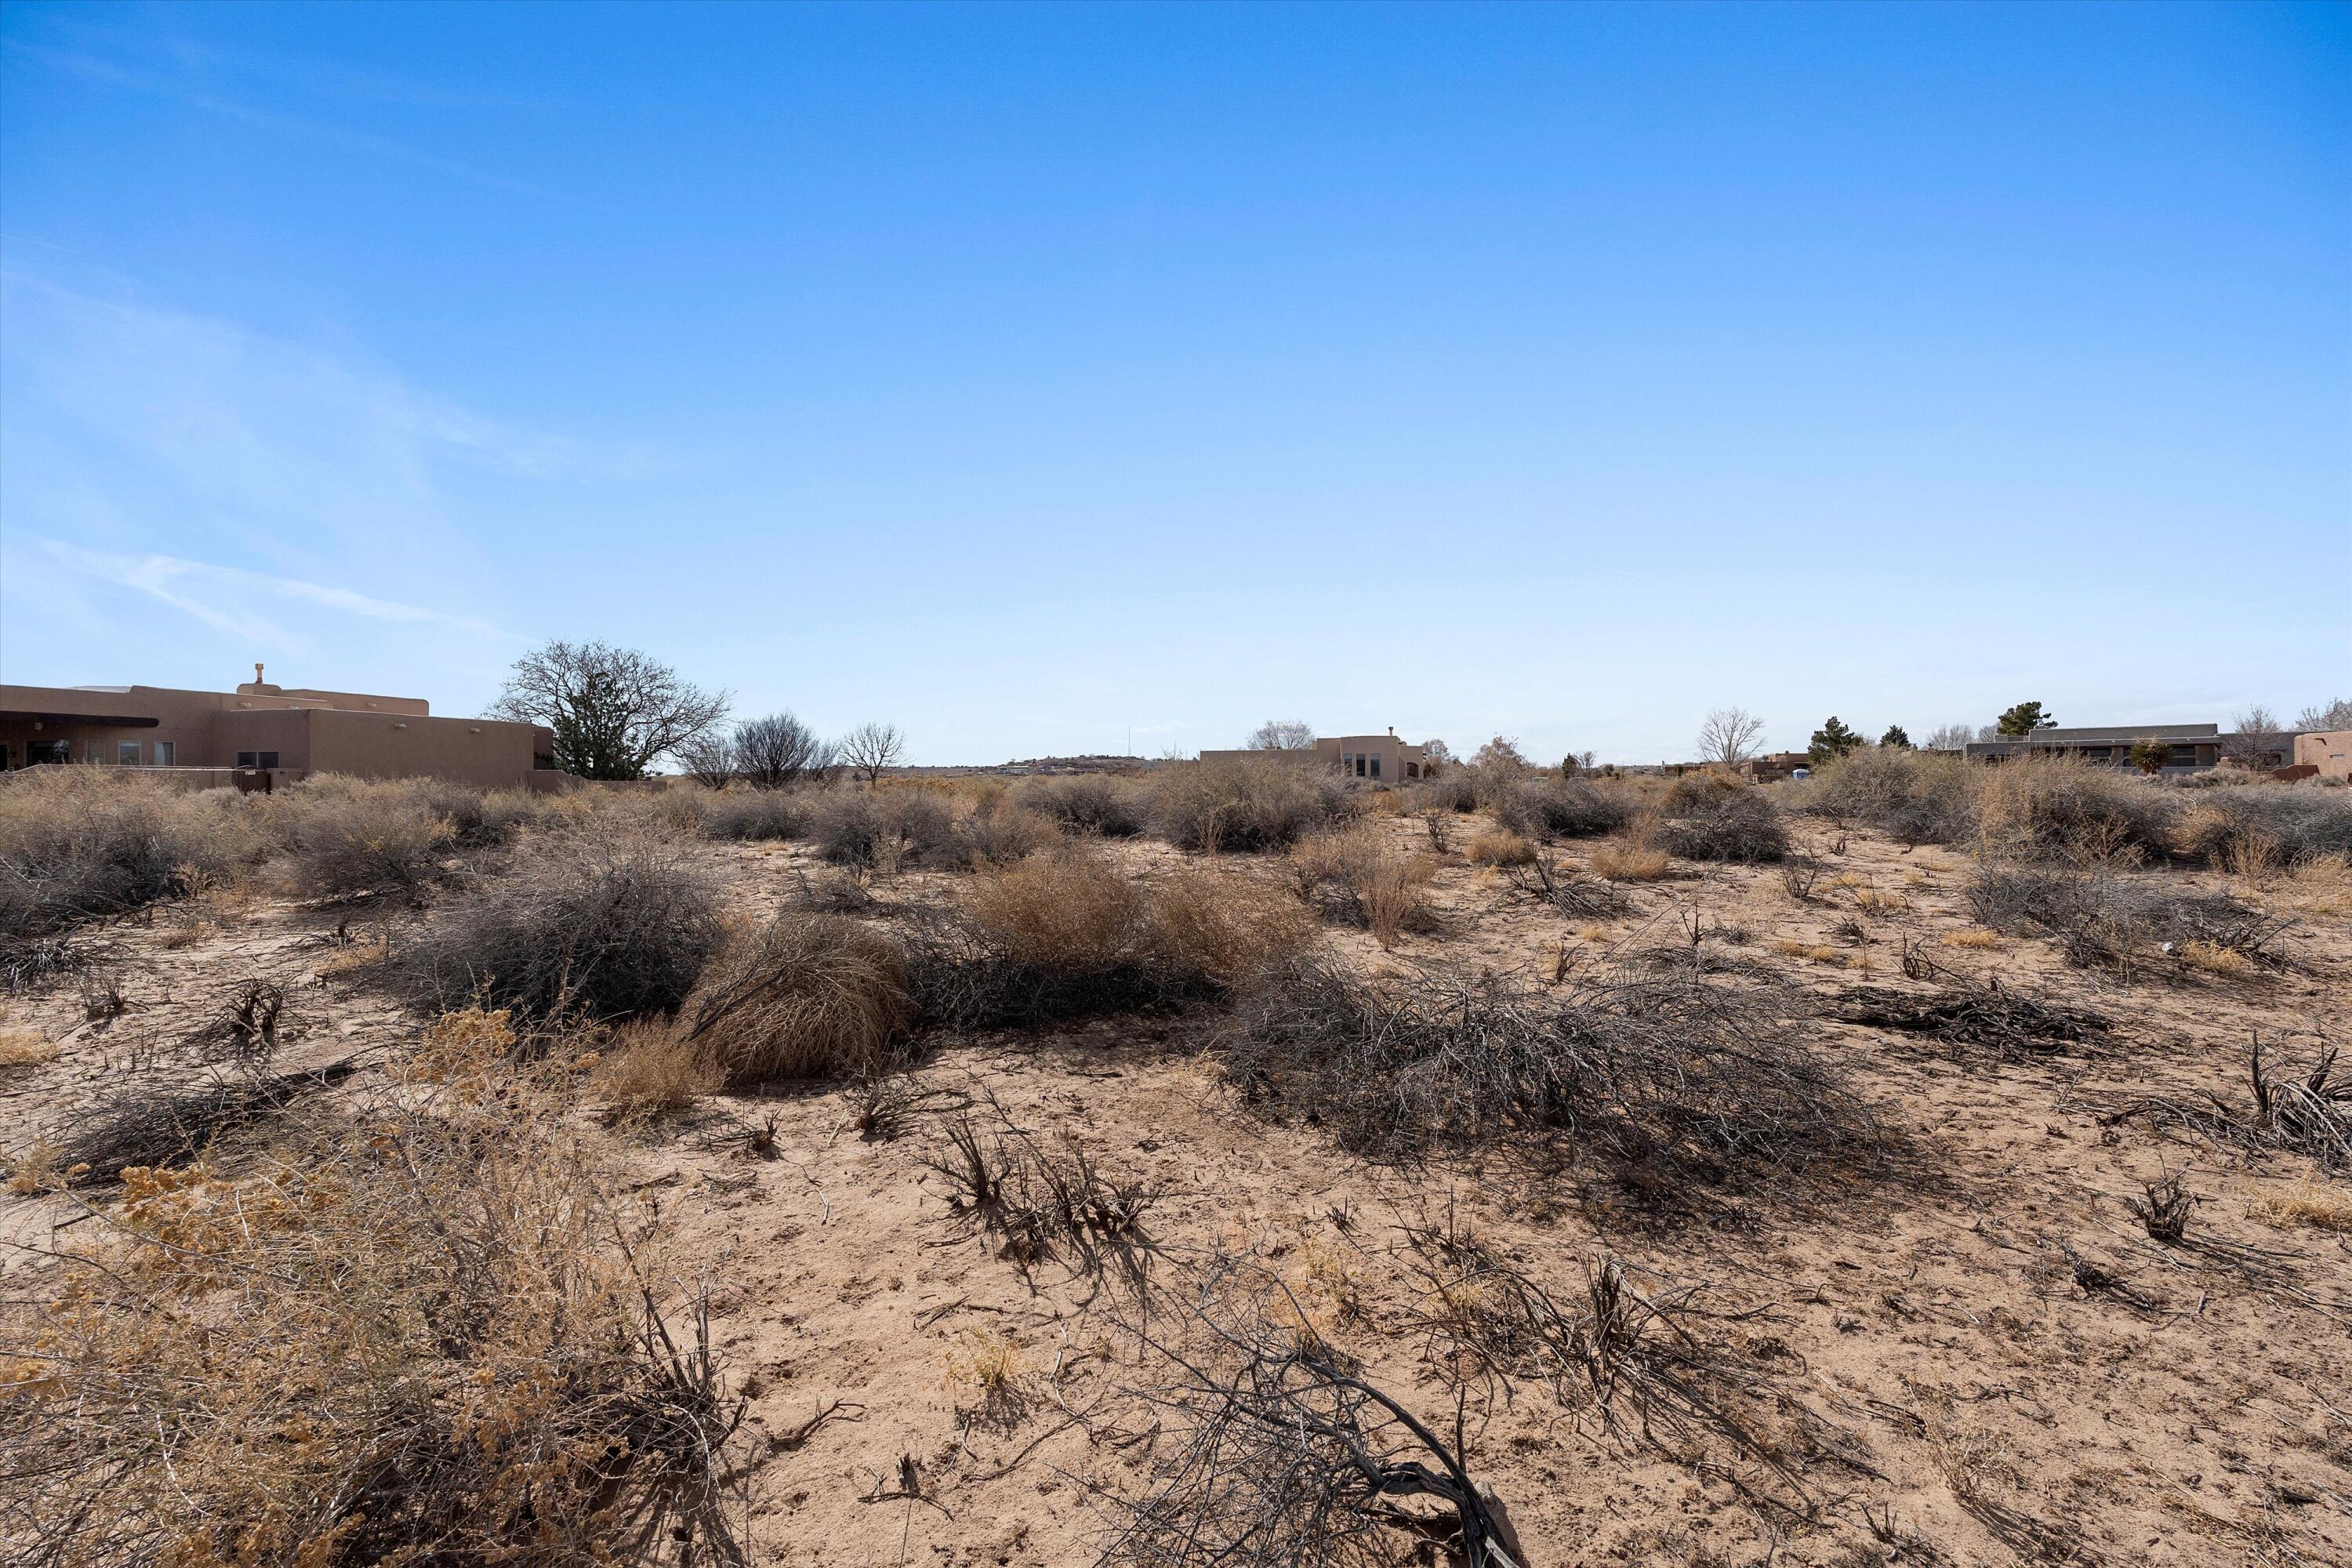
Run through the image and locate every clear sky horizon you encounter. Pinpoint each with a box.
[2,2,2346,765]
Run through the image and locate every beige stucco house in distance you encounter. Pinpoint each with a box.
[0,666,557,790]
[1198,728,1436,782]
[2296,730,2352,782]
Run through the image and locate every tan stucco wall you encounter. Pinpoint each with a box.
[2296,731,2352,782]
[1,681,551,789]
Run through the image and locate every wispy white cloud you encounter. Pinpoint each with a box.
[38,541,519,647]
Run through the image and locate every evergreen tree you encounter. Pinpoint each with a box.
[1995,701,2057,738]
[1808,716,1865,767]
[1879,725,1911,749]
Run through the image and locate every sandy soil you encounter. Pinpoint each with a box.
[5,812,2349,1568]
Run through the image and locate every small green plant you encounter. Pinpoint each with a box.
[2129,737,2169,775]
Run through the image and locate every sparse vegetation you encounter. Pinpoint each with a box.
[1023,774,1146,837]
[677,913,913,1085]
[402,817,725,1022]
[1150,757,1347,852]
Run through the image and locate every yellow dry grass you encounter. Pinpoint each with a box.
[0,1026,58,1068]
[681,913,913,1085]
[1942,928,2001,950]
[2176,940,2252,979]
[1463,827,1537,867]
[590,1018,722,1124]
[1591,840,1670,882]
[2249,1178,2352,1234]
[967,850,1144,969]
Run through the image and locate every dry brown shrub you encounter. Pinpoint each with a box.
[1592,823,1671,883]
[0,1025,56,1068]
[2176,939,2253,979]
[1150,758,1347,852]
[678,913,913,1086]
[1145,868,1319,985]
[965,851,1144,968]
[1973,754,2179,860]
[1943,928,2001,950]
[1290,823,1438,948]
[593,1018,724,1123]
[2250,1176,2352,1233]
[1465,827,1537,866]
[0,769,257,964]
[0,1007,745,1566]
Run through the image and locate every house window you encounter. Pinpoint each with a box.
[118,742,143,765]
[1355,756,1367,778]
[1369,755,1381,780]
[27,740,68,764]
[237,750,281,770]
[154,741,175,766]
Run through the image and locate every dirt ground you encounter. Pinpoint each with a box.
[5,811,2349,1568]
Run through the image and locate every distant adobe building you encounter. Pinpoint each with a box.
[1964,723,2292,776]
[1198,729,1436,782]
[0,666,557,790]
[2296,730,2352,782]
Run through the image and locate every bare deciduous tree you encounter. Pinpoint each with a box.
[2224,706,2285,768]
[676,733,735,790]
[731,711,833,790]
[487,640,729,780]
[1923,723,1974,753]
[837,722,906,786]
[1695,707,1765,765]
[1247,719,1316,750]
[2296,698,2352,732]
[1471,735,1529,771]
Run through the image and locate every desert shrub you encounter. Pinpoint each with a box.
[590,1018,724,1122]
[1289,823,1439,947]
[810,787,960,869]
[0,1010,745,1565]
[1464,827,1537,866]
[402,818,724,1022]
[699,788,810,842]
[2176,786,2352,869]
[953,793,1061,866]
[1591,829,1672,882]
[1973,756,2180,860]
[278,773,542,852]
[1212,963,1878,1199]
[1142,868,1320,986]
[1654,776,1788,863]
[1151,759,1346,853]
[270,777,459,899]
[0,770,250,954]
[1024,775,1146,837]
[676,913,913,1085]
[1493,777,1636,841]
[1965,863,2291,974]
[1408,771,1481,814]
[1800,747,1976,846]
[906,853,1305,1031]
[966,851,1144,969]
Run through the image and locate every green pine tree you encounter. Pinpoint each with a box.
[1880,725,1911,749]
[1808,716,1865,767]
[1995,701,2056,738]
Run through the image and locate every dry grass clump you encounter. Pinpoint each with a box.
[1943,927,2001,949]
[1654,775,1789,863]
[0,1009,746,1566]
[1965,862,2290,975]
[1592,826,1672,882]
[0,769,253,971]
[2176,787,2352,871]
[951,790,1062,866]
[592,1018,725,1122]
[924,1095,1160,1273]
[1214,962,1878,1203]
[809,786,960,869]
[1798,747,1977,845]
[1290,823,1439,947]
[2249,1176,2352,1234]
[1973,755,2180,860]
[909,852,1312,1032]
[1142,867,1319,986]
[270,775,459,899]
[0,1025,57,1068]
[1493,776,1636,841]
[967,850,1143,968]
[403,817,725,1022]
[697,787,809,842]
[1465,826,1537,866]
[676,913,914,1086]
[1150,757,1348,853]
[1023,775,1147,837]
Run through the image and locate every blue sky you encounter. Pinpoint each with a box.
[2,2,2345,764]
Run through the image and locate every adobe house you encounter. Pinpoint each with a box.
[1199,728,1436,782]
[0,666,557,791]
[2295,730,2352,782]
[1964,723,2290,775]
